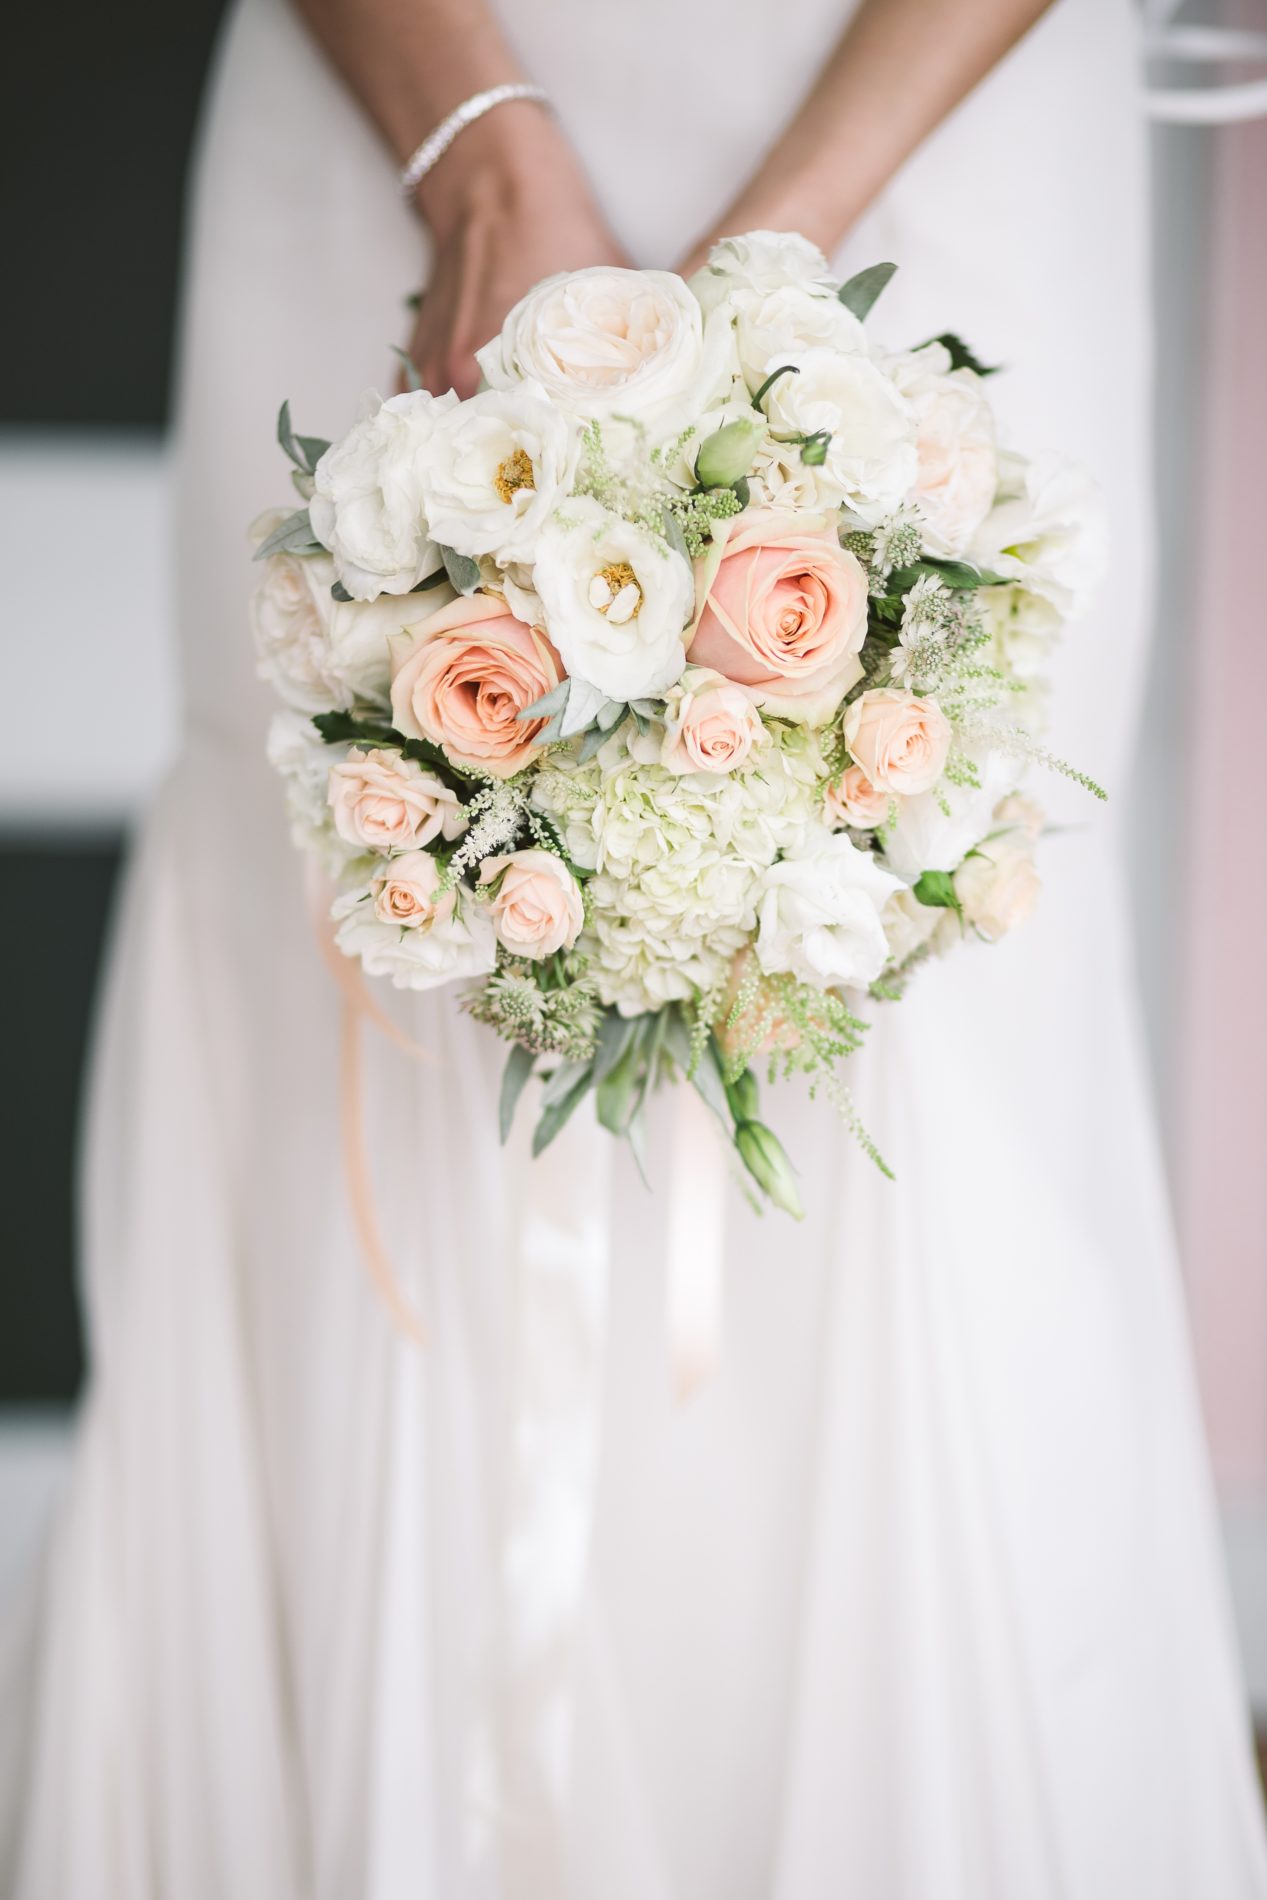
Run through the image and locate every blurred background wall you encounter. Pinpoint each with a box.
[1,0,1264,1693]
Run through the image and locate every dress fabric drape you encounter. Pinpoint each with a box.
[3,1,1266,1895]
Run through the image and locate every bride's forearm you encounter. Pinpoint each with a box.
[679,0,1056,271]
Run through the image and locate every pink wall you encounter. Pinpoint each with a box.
[1179,102,1267,1497]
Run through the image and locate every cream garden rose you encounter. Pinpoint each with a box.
[476,266,735,435]
[897,343,998,557]
[417,381,577,563]
[954,833,1041,941]
[532,498,694,704]
[843,688,952,798]
[660,668,764,776]
[479,849,584,959]
[310,388,457,600]
[327,747,467,854]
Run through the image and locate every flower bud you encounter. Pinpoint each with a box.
[695,416,765,490]
[800,430,832,468]
[735,1120,804,1219]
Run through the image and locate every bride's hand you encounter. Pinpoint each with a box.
[406,106,628,398]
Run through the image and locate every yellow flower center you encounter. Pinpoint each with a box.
[493,447,536,504]
[588,561,644,624]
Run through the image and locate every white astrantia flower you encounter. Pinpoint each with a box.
[476,266,737,437]
[252,527,451,714]
[892,342,998,558]
[531,497,694,704]
[689,231,837,318]
[970,451,1106,617]
[266,709,353,877]
[531,727,822,1015]
[310,387,458,601]
[332,866,495,991]
[759,346,918,525]
[755,824,904,991]
[417,381,578,563]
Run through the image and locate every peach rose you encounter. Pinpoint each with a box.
[369,850,455,928]
[661,669,764,775]
[328,747,466,853]
[954,835,1040,942]
[390,592,562,778]
[479,848,584,960]
[688,508,867,722]
[843,688,951,797]
[824,763,889,830]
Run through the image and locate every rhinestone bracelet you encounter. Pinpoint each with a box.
[399,83,552,197]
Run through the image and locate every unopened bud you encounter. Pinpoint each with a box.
[695,416,765,490]
[735,1120,803,1219]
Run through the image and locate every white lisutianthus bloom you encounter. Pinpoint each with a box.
[880,747,1024,883]
[310,388,458,600]
[759,346,918,525]
[252,528,452,713]
[880,886,944,968]
[755,824,904,991]
[893,342,998,558]
[417,381,578,563]
[971,451,1106,617]
[532,497,694,703]
[476,266,738,437]
[531,730,821,1015]
[332,859,496,990]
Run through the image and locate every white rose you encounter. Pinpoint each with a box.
[332,862,495,991]
[689,231,836,317]
[532,498,693,703]
[476,266,736,435]
[971,451,1106,617]
[954,832,1040,942]
[252,531,447,713]
[880,887,943,968]
[755,825,904,991]
[310,388,458,601]
[894,344,998,557]
[718,283,867,394]
[479,848,585,959]
[760,347,917,525]
[880,747,1022,883]
[417,381,578,563]
[328,747,467,853]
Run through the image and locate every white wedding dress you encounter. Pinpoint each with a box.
[4,0,1266,1894]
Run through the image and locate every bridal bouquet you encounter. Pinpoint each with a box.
[253,232,1102,1214]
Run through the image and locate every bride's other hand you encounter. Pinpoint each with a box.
[289,0,625,400]
[407,108,627,398]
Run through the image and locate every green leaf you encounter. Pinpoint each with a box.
[838,261,898,322]
[499,1042,536,1144]
[410,568,449,594]
[592,1010,641,1088]
[519,678,571,723]
[912,869,960,911]
[724,1065,760,1124]
[391,344,423,392]
[916,331,1000,378]
[578,710,628,762]
[691,1034,734,1133]
[331,579,353,602]
[276,401,330,474]
[596,1039,644,1136]
[661,508,692,565]
[532,1063,595,1156]
[439,545,481,594]
[254,507,321,561]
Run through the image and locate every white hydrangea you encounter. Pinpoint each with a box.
[533,728,823,1016]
